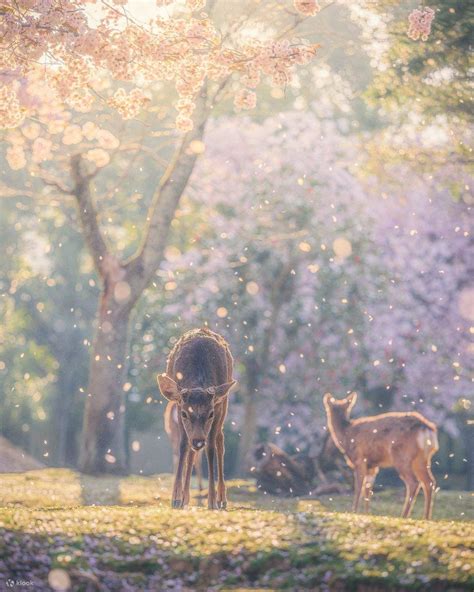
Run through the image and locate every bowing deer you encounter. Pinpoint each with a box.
[164,400,203,493]
[323,392,438,519]
[157,328,236,509]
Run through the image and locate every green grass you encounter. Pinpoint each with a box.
[0,469,472,591]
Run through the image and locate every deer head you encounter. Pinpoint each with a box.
[157,374,236,451]
[323,392,357,421]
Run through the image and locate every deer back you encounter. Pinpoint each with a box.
[166,328,233,389]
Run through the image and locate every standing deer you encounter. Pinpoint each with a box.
[164,400,203,494]
[323,392,438,519]
[157,328,236,509]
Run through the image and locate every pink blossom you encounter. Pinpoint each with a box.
[234,89,257,111]
[6,145,26,170]
[85,148,110,168]
[186,0,206,11]
[408,7,435,41]
[294,0,320,17]
[175,114,194,132]
[32,137,53,163]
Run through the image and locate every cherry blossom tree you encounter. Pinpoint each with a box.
[2,1,467,476]
[0,1,320,131]
[367,168,473,434]
[152,111,379,469]
[1,0,321,473]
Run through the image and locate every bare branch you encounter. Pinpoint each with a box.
[37,169,72,194]
[0,185,35,199]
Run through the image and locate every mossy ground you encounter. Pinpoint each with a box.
[0,469,472,591]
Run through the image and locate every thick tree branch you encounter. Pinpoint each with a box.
[70,154,110,277]
[126,89,209,296]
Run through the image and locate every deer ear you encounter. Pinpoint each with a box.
[346,391,358,410]
[157,374,180,401]
[323,392,334,407]
[207,380,237,399]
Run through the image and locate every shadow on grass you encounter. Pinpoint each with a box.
[79,473,122,506]
[1,520,471,592]
[79,472,209,508]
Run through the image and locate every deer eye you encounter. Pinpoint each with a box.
[208,411,214,420]
[181,411,188,420]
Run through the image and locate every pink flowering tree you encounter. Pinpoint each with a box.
[367,169,473,434]
[152,112,380,469]
[1,0,321,474]
[146,113,472,469]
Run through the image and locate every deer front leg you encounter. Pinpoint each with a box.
[182,448,196,507]
[195,450,203,496]
[171,437,188,508]
[352,464,366,513]
[216,430,227,509]
[206,439,217,510]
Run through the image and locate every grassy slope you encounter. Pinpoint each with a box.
[0,470,472,591]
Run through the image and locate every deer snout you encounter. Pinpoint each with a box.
[192,439,205,451]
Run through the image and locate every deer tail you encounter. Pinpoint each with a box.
[163,401,175,436]
[416,427,439,454]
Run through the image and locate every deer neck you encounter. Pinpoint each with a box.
[328,408,351,454]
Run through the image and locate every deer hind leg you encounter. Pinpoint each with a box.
[398,467,420,518]
[171,438,189,509]
[363,467,379,513]
[352,463,367,513]
[216,431,227,509]
[182,448,196,507]
[412,453,436,520]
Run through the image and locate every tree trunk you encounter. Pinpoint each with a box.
[54,347,87,467]
[78,293,131,474]
[235,262,294,474]
[54,365,75,466]
[237,393,259,476]
[236,361,260,475]
[72,91,209,475]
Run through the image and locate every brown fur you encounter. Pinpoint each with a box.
[323,392,438,519]
[315,432,353,485]
[164,400,203,493]
[253,443,315,496]
[157,328,236,509]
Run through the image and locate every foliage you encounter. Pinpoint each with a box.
[0,195,96,464]
[368,0,473,124]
